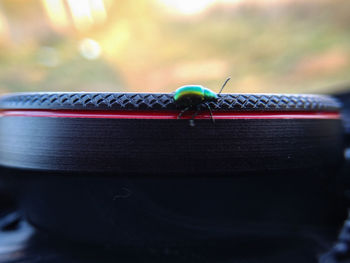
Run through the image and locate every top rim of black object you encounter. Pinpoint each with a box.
[0,92,341,112]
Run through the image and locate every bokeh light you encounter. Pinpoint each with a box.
[37,46,60,67]
[79,38,101,60]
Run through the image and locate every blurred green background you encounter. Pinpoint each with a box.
[0,0,349,94]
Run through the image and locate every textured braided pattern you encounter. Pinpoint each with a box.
[0,92,340,111]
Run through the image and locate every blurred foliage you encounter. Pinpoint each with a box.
[0,0,349,94]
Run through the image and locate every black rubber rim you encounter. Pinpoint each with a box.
[0,92,341,111]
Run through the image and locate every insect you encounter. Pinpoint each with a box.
[174,77,230,126]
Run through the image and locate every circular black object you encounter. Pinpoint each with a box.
[0,92,342,173]
[0,92,345,248]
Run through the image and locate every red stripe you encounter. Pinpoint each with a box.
[0,109,340,120]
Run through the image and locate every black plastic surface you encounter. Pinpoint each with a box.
[0,166,345,249]
[0,215,340,263]
[0,118,344,173]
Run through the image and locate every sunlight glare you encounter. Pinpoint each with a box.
[100,21,130,58]
[66,0,108,31]
[66,0,94,31]
[89,0,107,24]
[0,9,9,43]
[41,0,69,31]
[159,0,217,15]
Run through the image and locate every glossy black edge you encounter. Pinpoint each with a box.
[0,92,341,112]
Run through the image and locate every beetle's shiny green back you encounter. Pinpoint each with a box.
[203,87,218,100]
[174,85,204,101]
[174,85,217,103]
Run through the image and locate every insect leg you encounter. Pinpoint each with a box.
[205,102,215,123]
[177,106,190,119]
[189,105,201,127]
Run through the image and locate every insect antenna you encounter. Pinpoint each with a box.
[218,77,231,95]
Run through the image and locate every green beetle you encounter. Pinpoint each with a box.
[174,77,230,126]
